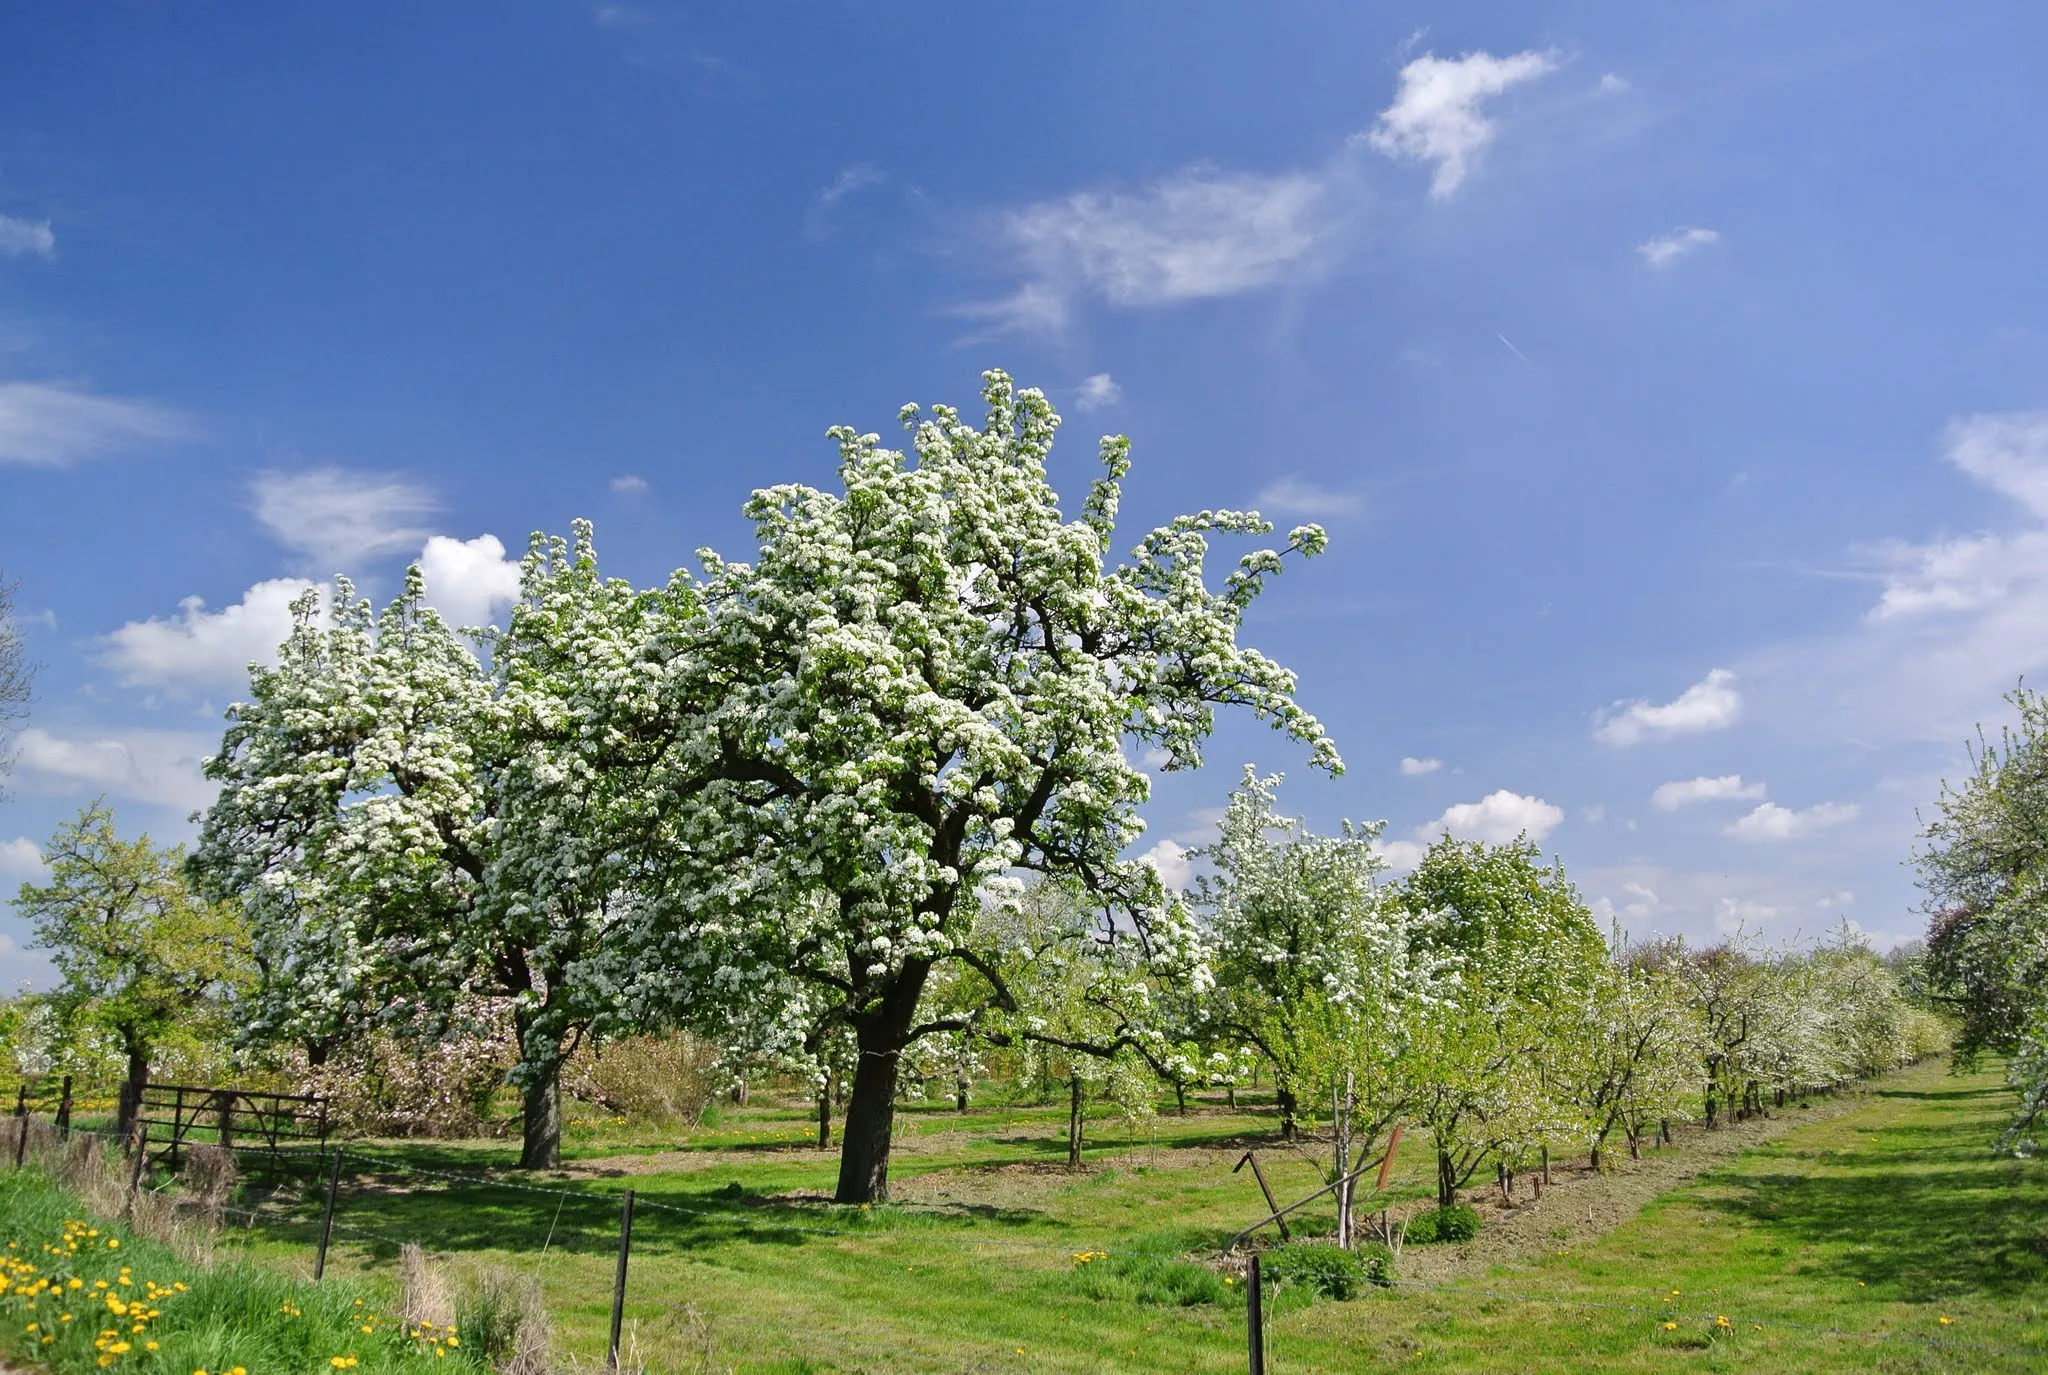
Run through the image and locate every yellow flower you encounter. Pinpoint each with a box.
[446,1336,459,1348]
[1939,1316,1955,1326]
[146,1342,159,1352]
[1662,1322,1677,1331]
[106,1239,118,1249]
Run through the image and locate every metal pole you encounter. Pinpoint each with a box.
[1246,1252,1265,1375]
[608,1189,636,1370]
[313,1149,343,1281]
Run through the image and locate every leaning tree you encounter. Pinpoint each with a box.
[638,370,1340,1202]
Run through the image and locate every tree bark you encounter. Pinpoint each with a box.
[1067,1076,1084,1167]
[518,1058,562,1170]
[832,966,930,1204]
[1276,1083,1298,1140]
[1437,1148,1455,1208]
[817,1073,833,1149]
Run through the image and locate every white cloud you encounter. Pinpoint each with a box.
[0,382,191,467]
[0,837,47,883]
[1365,49,1560,197]
[1378,787,1564,872]
[610,474,650,495]
[1714,896,1780,935]
[816,163,885,209]
[1255,476,1364,518]
[417,534,522,631]
[1651,774,1766,811]
[1399,756,1443,776]
[0,215,55,259]
[1140,838,1191,891]
[13,727,216,812]
[1725,801,1859,843]
[972,163,1339,333]
[1636,226,1720,269]
[1594,668,1742,746]
[252,468,439,576]
[1597,73,1630,94]
[1435,789,1565,844]
[1816,890,1856,909]
[1074,374,1121,411]
[97,578,318,692]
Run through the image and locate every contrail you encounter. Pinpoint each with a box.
[1497,332,1533,365]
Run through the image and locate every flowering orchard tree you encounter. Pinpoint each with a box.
[641,370,1339,1202]
[193,533,669,1168]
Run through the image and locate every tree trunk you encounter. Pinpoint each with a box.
[817,1071,834,1149]
[1541,1143,1551,1184]
[832,966,931,1204]
[1628,1131,1641,1160]
[1174,1082,1187,1116]
[1437,1148,1455,1208]
[1067,1076,1084,1167]
[1704,1090,1719,1129]
[1660,1118,1672,1146]
[518,1059,562,1170]
[116,1042,147,1141]
[1590,1143,1601,1173]
[1227,1085,1237,1109]
[1276,1083,1298,1140]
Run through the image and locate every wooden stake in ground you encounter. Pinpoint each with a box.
[1246,1252,1265,1375]
[608,1188,636,1371]
[1234,1151,1290,1241]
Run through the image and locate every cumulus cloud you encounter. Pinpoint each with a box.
[1651,774,1766,811]
[1636,226,1720,269]
[1365,49,1560,197]
[1140,838,1191,891]
[0,382,192,467]
[1399,756,1443,776]
[1255,476,1364,518]
[969,163,1340,334]
[1594,668,1741,746]
[12,727,216,811]
[1725,801,1859,843]
[1380,788,1564,871]
[0,837,46,882]
[98,578,319,692]
[416,534,522,631]
[0,215,55,259]
[610,474,649,495]
[252,468,439,576]
[1074,374,1121,411]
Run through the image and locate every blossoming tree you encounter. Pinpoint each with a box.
[639,371,1339,1202]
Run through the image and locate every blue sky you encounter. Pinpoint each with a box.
[4,4,2047,981]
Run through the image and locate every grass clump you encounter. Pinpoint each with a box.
[1261,1240,1393,1300]
[0,1169,466,1375]
[1403,1202,1480,1245]
[1065,1235,1229,1307]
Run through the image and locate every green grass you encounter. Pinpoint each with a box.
[13,1061,2047,1372]
[0,1171,459,1375]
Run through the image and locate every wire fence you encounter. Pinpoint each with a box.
[2,1109,2043,1371]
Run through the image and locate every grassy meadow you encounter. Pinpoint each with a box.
[62,1056,2020,1373]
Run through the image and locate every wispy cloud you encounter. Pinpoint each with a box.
[1255,476,1364,518]
[0,215,55,259]
[12,726,217,812]
[0,382,192,467]
[1651,774,1765,810]
[610,474,650,495]
[1399,756,1443,776]
[252,468,439,577]
[1364,49,1561,198]
[807,163,887,239]
[1073,373,1121,412]
[1637,226,1720,269]
[1593,668,1742,746]
[966,162,1342,335]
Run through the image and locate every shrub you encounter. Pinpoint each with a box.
[1405,1203,1480,1245]
[564,1032,722,1127]
[1260,1241,1392,1300]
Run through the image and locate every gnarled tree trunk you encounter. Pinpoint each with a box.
[833,963,931,1204]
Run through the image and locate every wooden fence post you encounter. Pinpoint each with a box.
[609,1189,636,1370]
[1246,1252,1265,1375]
[54,1075,72,1139]
[10,1086,25,1169]
[314,1150,343,1281]
[122,1126,149,1218]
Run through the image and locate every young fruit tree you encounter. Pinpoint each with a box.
[16,803,252,1137]
[635,371,1340,1202]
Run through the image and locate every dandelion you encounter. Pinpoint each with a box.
[146,1342,159,1351]
[1662,1322,1677,1331]
[1939,1316,1955,1326]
